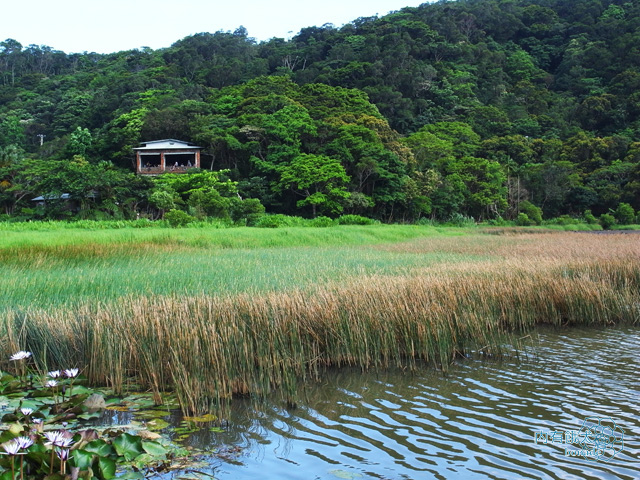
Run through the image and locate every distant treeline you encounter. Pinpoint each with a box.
[1,0,639,222]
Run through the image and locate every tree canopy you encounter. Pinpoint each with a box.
[1,0,639,222]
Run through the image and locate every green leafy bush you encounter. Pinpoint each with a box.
[599,213,617,230]
[416,217,436,226]
[230,198,265,226]
[255,214,303,228]
[516,213,533,226]
[583,210,599,225]
[614,203,635,225]
[337,214,376,225]
[164,209,195,227]
[309,216,337,227]
[547,215,579,226]
[445,213,476,227]
[519,201,543,225]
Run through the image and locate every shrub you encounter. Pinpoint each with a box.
[255,215,284,228]
[230,198,265,226]
[516,213,533,226]
[416,217,436,226]
[149,190,176,212]
[337,214,375,225]
[599,213,617,230]
[486,216,509,226]
[309,216,336,227]
[614,203,635,225]
[255,214,304,228]
[519,201,543,225]
[548,215,579,226]
[583,210,599,225]
[164,209,195,227]
[188,189,231,219]
[445,213,476,227]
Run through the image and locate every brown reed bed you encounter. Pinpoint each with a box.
[1,232,638,414]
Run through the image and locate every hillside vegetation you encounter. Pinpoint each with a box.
[1,0,639,224]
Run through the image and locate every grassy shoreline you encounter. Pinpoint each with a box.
[0,223,465,250]
[1,225,638,413]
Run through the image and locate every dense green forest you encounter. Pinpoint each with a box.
[1,0,639,224]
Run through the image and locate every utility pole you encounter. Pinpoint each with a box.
[36,134,46,146]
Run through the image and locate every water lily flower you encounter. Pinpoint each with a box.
[58,436,74,448]
[32,418,43,424]
[43,431,64,446]
[20,407,34,417]
[43,431,74,448]
[1,440,20,455]
[55,448,70,460]
[64,368,79,378]
[15,437,33,450]
[9,351,31,361]
[48,370,61,378]
[46,380,58,388]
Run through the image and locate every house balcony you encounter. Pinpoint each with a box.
[138,165,198,175]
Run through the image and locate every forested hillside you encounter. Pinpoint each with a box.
[1,0,639,223]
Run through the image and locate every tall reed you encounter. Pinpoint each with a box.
[2,260,637,414]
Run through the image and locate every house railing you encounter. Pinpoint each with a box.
[139,165,197,174]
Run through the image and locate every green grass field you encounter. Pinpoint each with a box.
[0,224,476,309]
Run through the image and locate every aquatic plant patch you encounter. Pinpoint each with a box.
[0,352,196,480]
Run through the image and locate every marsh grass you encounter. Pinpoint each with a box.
[0,229,477,310]
[1,228,638,414]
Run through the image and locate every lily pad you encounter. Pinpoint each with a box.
[78,411,102,420]
[134,408,171,419]
[106,405,132,412]
[183,413,217,423]
[142,440,168,456]
[144,418,169,431]
[113,432,144,461]
[120,394,157,409]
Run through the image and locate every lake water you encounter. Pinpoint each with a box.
[110,327,640,479]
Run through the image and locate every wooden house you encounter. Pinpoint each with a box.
[134,139,202,175]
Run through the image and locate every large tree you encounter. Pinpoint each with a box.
[278,153,350,217]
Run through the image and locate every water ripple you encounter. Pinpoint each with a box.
[198,327,640,479]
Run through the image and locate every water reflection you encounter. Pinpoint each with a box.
[206,327,639,480]
[105,327,640,479]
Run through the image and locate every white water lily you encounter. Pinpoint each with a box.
[15,437,33,450]
[45,380,58,388]
[1,439,20,455]
[57,436,73,448]
[56,447,70,460]
[9,351,31,361]
[64,368,79,378]
[20,407,34,416]
[43,431,64,446]
[48,370,61,378]
[43,431,74,448]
